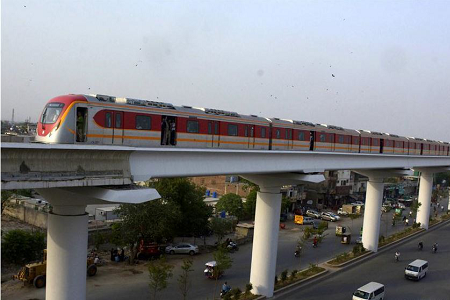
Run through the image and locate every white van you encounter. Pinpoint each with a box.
[405,259,428,280]
[352,282,385,300]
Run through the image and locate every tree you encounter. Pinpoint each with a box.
[148,178,213,238]
[178,258,194,300]
[212,246,233,299]
[148,257,174,300]
[1,190,13,214]
[113,200,181,264]
[281,197,291,213]
[210,217,232,243]
[216,193,243,219]
[243,189,257,220]
[1,229,45,264]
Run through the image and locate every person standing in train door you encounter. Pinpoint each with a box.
[76,111,84,142]
[170,120,176,145]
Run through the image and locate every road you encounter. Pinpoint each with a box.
[1,206,444,300]
[281,220,450,300]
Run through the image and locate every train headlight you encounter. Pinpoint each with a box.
[48,121,61,137]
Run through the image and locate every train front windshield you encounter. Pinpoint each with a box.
[40,102,65,124]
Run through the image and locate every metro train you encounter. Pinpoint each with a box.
[36,94,450,156]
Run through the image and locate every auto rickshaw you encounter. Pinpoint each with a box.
[204,261,223,279]
[336,225,347,236]
[341,233,351,244]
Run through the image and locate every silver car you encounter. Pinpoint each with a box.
[165,243,199,256]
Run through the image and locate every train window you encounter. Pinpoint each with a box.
[373,139,379,146]
[187,120,199,133]
[115,113,122,128]
[261,127,266,138]
[245,126,248,137]
[276,129,281,139]
[319,133,326,142]
[250,126,254,137]
[287,129,292,139]
[228,124,238,136]
[136,115,151,130]
[105,112,112,128]
[214,123,219,134]
[338,135,344,143]
[298,132,305,141]
[41,102,65,124]
[208,122,212,134]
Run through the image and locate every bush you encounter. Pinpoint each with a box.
[303,227,313,240]
[379,235,385,244]
[245,283,253,295]
[352,244,365,255]
[280,269,288,282]
[290,270,298,280]
[230,287,242,299]
[318,221,328,233]
[1,229,46,264]
[412,222,421,228]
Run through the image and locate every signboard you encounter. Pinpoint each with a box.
[294,215,304,225]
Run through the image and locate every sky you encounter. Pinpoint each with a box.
[2,0,450,141]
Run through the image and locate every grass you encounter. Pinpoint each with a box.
[327,247,368,265]
[273,264,325,290]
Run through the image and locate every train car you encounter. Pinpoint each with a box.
[269,118,294,150]
[36,94,450,157]
[291,120,316,152]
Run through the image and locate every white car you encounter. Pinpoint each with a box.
[351,201,365,206]
[165,243,199,256]
[337,208,348,216]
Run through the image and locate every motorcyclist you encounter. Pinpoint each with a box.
[221,282,231,294]
[294,245,302,257]
[313,236,318,248]
[418,241,423,250]
[395,251,400,261]
[405,218,409,226]
[432,243,438,253]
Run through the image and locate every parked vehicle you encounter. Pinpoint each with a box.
[321,212,340,222]
[13,250,96,288]
[294,215,314,225]
[136,241,162,260]
[165,243,199,255]
[306,209,321,219]
[352,282,385,300]
[337,208,349,216]
[405,259,428,280]
[351,201,365,206]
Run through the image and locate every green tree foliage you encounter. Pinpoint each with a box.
[243,189,257,220]
[281,197,291,213]
[178,258,194,300]
[113,200,181,264]
[210,217,232,243]
[1,190,13,214]
[148,257,174,300]
[149,178,213,237]
[1,229,45,264]
[212,246,233,298]
[216,193,243,220]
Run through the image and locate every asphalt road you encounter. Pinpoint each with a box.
[281,221,450,300]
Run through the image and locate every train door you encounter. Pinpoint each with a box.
[207,121,220,147]
[309,131,315,151]
[250,125,255,149]
[75,107,87,143]
[112,111,123,145]
[161,116,177,146]
[287,129,293,149]
[420,143,424,155]
[380,139,384,153]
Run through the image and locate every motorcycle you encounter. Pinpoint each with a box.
[418,242,423,251]
[294,246,302,257]
[395,252,400,262]
[227,241,239,253]
[432,244,438,253]
[220,289,229,298]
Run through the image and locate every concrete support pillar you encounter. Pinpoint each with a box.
[417,172,433,229]
[362,178,383,252]
[250,187,282,298]
[46,205,88,300]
